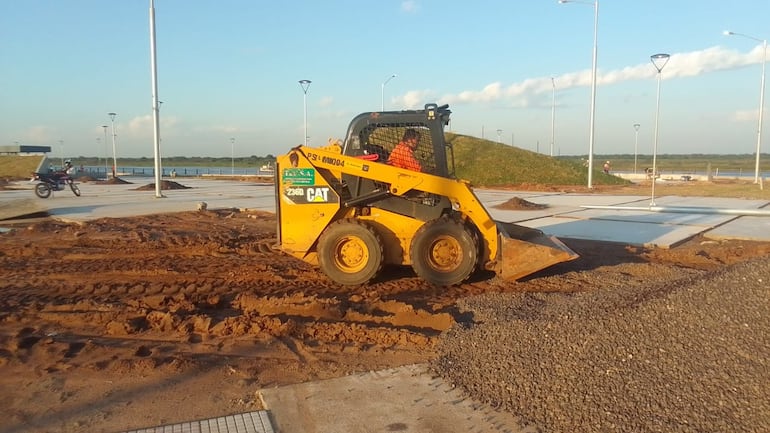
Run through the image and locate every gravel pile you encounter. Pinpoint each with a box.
[432,258,770,433]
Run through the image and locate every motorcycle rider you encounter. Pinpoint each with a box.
[64,160,75,174]
[52,160,75,187]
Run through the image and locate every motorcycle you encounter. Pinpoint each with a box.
[31,172,81,198]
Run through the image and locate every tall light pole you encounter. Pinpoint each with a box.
[298,79,311,146]
[149,0,163,198]
[58,140,64,166]
[724,31,766,184]
[230,137,235,175]
[102,125,109,176]
[559,0,598,188]
[550,77,556,157]
[633,123,640,174]
[381,74,397,111]
[108,112,117,178]
[650,53,670,207]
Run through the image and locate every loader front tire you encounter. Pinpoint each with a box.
[317,220,384,286]
[410,216,478,286]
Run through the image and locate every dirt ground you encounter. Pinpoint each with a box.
[1,204,769,432]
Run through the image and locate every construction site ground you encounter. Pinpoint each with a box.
[0,177,768,433]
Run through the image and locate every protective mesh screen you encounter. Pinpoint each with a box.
[361,124,435,173]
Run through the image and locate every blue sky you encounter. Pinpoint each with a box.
[1,1,768,160]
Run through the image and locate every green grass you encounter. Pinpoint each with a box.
[559,153,767,175]
[447,133,628,186]
[2,138,768,201]
[0,155,46,180]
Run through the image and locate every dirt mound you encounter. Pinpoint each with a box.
[96,176,133,185]
[494,196,548,210]
[134,180,191,191]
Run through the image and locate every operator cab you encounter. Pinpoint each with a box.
[342,103,454,177]
[338,103,455,221]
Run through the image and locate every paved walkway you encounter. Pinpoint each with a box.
[5,178,768,245]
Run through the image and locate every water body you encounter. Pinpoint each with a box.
[79,165,274,179]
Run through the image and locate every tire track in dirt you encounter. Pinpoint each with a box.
[2,209,769,416]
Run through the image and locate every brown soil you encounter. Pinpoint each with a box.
[94,177,133,185]
[0,209,769,432]
[134,180,191,191]
[494,196,548,210]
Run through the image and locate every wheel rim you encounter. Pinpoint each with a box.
[332,236,369,273]
[426,234,462,272]
[35,184,50,197]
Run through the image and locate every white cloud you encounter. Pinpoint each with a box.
[397,89,436,109]
[401,1,419,13]
[22,125,53,143]
[407,45,764,109]
[731,109,760,123]
[318,96,334,108]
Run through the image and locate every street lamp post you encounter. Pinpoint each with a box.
[381,74,397,111]
[298,80,311,146]
[724,31,766,184]
[96,137,101,171]
[230,137,235,175]
[108,112,117,178]
[102,125,109,176]
[559,0,598,188]
[58,140,64,166]
[633,123,640,174]
[650,53,670,207]
[550,77,556,157]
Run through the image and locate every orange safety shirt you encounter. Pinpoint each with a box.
[388,143,421,171]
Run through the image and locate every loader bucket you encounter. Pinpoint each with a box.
[495,222,579,281]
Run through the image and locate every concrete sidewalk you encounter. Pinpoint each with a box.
[2,178,769,246]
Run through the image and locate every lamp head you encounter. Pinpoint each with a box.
[650,53,670,73]
[723,30,734,36]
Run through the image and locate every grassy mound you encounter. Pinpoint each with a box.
[447,133,628,187]
[0,155,46,180]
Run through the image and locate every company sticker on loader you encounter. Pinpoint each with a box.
[282,168,315,185]
[283,186,338,204]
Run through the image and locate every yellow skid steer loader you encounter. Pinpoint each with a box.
[274,103,577,286]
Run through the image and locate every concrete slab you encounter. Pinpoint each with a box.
[257,364,532,433]
[1,178,276,222]
[0,197,44,220]
[706,215,770,241]
[519,215,711,248]
[478,189,770,247]
[2,180,769,248]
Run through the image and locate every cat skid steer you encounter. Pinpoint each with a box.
[273,103,577,286]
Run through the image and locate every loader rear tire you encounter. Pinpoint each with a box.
[410,216,478,286]
[317,219,384,286]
